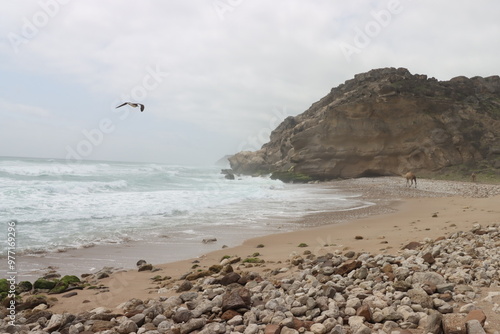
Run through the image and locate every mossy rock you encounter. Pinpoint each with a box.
[60,275,80,285]
[49,282,68,294]
[47,275,81,294]
[298,243,309,248]
[270,171,313,183]
[243,257,265,264]
[17,281,33,293]
[0,279,8,293]
[209,264,223,273]
[34,278,57,290]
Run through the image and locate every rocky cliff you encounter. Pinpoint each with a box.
[229,67,500,179]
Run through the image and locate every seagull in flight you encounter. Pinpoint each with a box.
[116,102,145,112]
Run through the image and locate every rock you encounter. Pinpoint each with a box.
[442,313,467,334]
[179,291,198,302]
[243,323,260,334]
[290,305,307,316]
[129,313,146,327]
[466,319,487,334]
[393,280,412,292]
[422,281,437,295]
[221,287,251,311]
[176,280,193,292]
[116,319,138,334]
[219,272,241,286]
[16,280,33,293]
[172,308,193,323]
[264,324,281,334]
[422,252,436,264]
[402,241,422,250]
[90,320,116,332]
[333,259,362,276]
[436,283,455,293]
[310,323,327,334]
[33,278,57,290]
[138,263,153,271]
[180,318,206,334]
[185,270,212,281]
[18,295,49,311]
[423,311,443,334]
[465,309,486,326]
[356,304,373,322]
[62,291,78,298]
[412,271,446,285]
[281,327,299,334]
[227,314,243,326]
[44,314,64,332]
[25,310,53,324]
[407,288,434,309]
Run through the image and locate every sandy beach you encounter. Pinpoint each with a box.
[33,177,498,313]
[6,177,500,333]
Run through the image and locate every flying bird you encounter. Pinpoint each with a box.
[116,102,145,112]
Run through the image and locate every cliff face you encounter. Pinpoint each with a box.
[229,68,500,179]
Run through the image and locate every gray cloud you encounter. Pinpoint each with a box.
[1,1,499,164]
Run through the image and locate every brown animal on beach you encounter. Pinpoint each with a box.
[404,172,417,188]
[471,172,477,182]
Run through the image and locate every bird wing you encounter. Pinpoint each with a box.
[116,102,128,108]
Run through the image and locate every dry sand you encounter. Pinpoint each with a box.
[42,177,500,322]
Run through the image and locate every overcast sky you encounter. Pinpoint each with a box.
[1,1,499,165]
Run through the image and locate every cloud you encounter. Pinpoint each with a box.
[0,1,499,164]
[0,98,52,118]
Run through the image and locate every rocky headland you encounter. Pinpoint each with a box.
[229,68,500,180]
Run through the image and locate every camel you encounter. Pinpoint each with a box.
[471,172,477,182]
[404,172,417,188]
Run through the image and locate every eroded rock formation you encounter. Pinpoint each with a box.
[229,67,500,179]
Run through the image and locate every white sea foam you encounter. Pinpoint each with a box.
[0,156,371,256]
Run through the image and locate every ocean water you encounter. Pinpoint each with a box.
[0,156,372,258]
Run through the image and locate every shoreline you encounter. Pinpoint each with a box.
[9,179,380,281]
[11,176,500,282]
